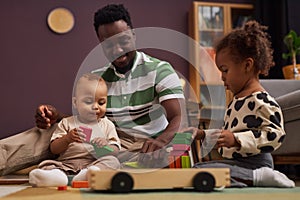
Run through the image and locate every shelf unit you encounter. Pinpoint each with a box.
[188,1,253,129]
[188,1,254,102]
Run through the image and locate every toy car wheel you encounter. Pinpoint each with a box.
[193,172,215,192]
[111,172,134,193]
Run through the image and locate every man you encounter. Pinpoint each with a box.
[35,4,186,167]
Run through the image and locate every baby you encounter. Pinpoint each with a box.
[29,73,121,187]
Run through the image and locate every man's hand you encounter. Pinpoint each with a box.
[137,138,169,168]
[35,105,59,129]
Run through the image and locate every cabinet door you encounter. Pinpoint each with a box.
[189,2,224,105]
[188,2,253,102]
[188,2,253,130]
[198,5,225,49]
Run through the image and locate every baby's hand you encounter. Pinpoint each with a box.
[91,137,108,148]
[217,130,240,148]
[66,128,85,143]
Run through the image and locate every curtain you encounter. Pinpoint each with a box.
[254,0,289,79]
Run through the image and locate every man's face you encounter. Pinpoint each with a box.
[97,20,136,69]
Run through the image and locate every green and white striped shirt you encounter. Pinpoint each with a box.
[92,51,185,138]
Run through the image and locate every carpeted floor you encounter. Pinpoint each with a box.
[1,185,300,200]
[1,174,299,199]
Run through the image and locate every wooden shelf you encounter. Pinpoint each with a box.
[273,155,300,165]
[188,1,253,102]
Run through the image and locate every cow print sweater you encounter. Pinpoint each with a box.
[219,91,286,159]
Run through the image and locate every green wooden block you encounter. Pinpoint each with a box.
[174,132,192,140]
[181,156,191,168]
[123,161,142,168]
[172,138,192,145]
[93,144,114,157]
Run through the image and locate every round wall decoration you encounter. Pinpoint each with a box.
[47,7,75,34]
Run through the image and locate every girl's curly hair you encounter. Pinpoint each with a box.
[215,20,275,76]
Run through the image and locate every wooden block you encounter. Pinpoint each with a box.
[181,157,188,168]
[174,132,192,138]
[181,156,191,168]
[174,156,181,168]
[172,133,193,144]
[93,145,114,157]
[172,144,190,151]
[172,138,192,145]
[57,185,68,190]
[72,181,89,188]
[168,156,175,168]
[170,150,188,156]
[123,161,141,168]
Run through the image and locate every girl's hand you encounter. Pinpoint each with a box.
[217,130,241,148]
[91,137,108,148]
[65,128,85,143]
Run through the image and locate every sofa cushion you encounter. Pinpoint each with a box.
[276,90,300,122]
[0,126,56,176]
[260,79,300,98]
[272,120,300,155]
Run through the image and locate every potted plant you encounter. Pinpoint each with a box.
[282,30,300,79]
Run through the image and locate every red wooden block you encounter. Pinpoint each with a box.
[72,181,89,188]
[174,156,181,168]
[168,156,175,168]
[57,185,67,190]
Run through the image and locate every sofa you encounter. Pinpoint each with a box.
[260,79,300,164]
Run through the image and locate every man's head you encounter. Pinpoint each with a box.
[94,4,136,73]
[93,4,133,34]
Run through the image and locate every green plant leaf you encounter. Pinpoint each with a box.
[282,53,291,60]
[284,35,293,52]
[290,30,297,40]
[295,37,300,48]
[282,30,300,63]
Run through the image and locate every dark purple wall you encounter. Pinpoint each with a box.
[0,0,253,139]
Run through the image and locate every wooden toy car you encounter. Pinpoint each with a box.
[88,168,230,193]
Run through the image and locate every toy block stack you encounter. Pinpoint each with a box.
[168,132,193,168]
